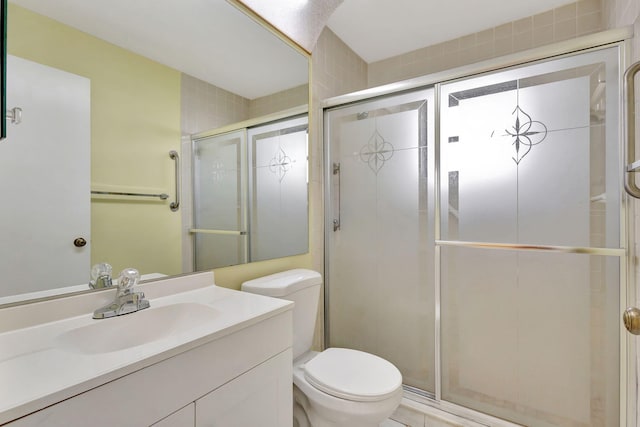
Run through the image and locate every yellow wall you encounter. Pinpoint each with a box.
[213,253,311,290]
[8,4,182,276]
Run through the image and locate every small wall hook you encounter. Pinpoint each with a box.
[6,107,22,125]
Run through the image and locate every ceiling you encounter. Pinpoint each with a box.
[9,0,309,100]
[327,0,577,63]
[9,0,581,97]
[238,0,343,53]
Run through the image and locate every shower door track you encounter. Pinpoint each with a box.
[323,26,635,427]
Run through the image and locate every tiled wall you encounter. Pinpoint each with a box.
[312,28,368,101]
[181,75,309,137]
[368,0,604,87]
[180,73,249,136]
[249,84,309,118]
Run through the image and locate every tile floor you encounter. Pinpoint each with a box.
[381,419,405,427]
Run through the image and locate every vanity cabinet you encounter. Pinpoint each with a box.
[6,310,292,427]
[151,404,194,426]
[195,350,291,426]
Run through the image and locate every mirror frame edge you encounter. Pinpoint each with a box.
[229,0,311,58]
[1,0,5,140]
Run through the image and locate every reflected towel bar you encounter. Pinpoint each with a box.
[189,229,247,236]
[91,150,180,209]
[91,190,169,200]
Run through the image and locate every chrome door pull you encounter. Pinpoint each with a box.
[333,162,341,231]
[623,61,640,198]
[623,307,640,335]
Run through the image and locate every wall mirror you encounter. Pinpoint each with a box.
[0,0,310,305]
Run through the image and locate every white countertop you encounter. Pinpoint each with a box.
[0,273,167,306]
[0,276,292,424]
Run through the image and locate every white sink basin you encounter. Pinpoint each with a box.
[56,302,217,354]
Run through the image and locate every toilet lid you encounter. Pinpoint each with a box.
[303,348,402,402]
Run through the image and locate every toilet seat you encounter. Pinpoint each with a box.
[303,348,402,402]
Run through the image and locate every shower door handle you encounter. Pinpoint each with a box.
[332,162,341,231]
[623,61,640,198]
[623,307,640,335]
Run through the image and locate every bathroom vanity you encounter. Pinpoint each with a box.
[0,272,293,426]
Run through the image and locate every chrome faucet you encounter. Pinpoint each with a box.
[93,268,150,319]
[89,263,113,289]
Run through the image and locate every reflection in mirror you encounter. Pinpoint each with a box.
[191,114,309,270]
[248,116,309,261]
[193,129,248,269]
[0,0,309,305]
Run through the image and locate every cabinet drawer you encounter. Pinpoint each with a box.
[152,404,194,426]
[196,350,292,427]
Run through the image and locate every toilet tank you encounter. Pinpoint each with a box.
[241,269,321,360]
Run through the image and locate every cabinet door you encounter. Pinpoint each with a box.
[152,404,194,427]
[195,349,292,427]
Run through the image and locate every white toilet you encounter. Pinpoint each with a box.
[241,269,403,427]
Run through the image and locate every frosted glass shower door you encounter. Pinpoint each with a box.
[325,89,436,393]
[439,47,622,426]
[192,130,247,269]
[248,115,308,262]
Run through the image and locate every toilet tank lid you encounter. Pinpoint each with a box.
[241,269,322,297]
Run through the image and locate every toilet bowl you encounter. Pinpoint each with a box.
[241,269,403,427]
[292,350,403,427]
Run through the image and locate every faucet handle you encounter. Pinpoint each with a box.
[93,267,149,319]
[89,263,113,289]
[117,268,140,296]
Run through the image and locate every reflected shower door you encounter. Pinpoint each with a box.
[439,46,622,426]
[325,89,436,393]
[192,130,247,269]
[248,115,308,262]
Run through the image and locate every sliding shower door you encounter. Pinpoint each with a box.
[192,115,308,269]
[248,116,308,262]
[192,130,247,270]
[325,89,436,393]
[325,44,624,426]
[439,47,621,426]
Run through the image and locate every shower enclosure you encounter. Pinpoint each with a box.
[324,44,624,426]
